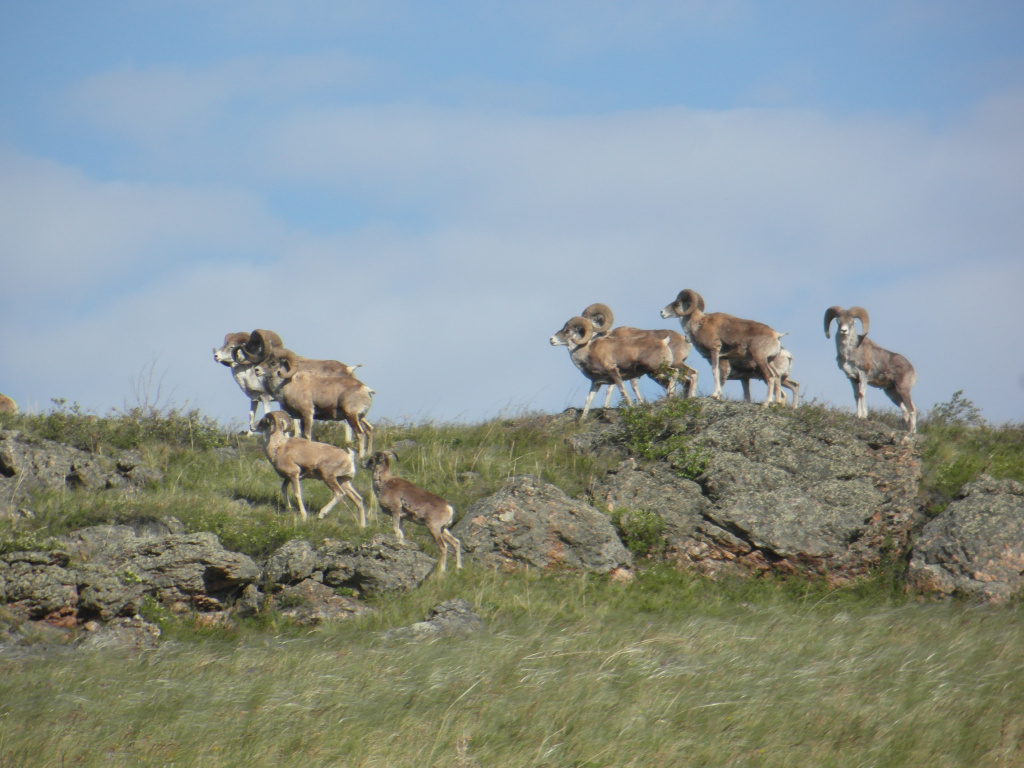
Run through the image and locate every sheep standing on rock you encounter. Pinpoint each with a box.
[824,306,917,432]
[364,450,462,572]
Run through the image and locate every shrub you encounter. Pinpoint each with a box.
[618,399,709,479]
[610,507,666,558]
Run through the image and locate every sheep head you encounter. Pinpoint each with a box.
[661,289,705,320]
[550,316,596,348]
[824,307,870,339]
[257,410,293,436]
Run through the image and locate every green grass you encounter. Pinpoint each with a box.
[2,568,1023,767]
[2,396,1024,766]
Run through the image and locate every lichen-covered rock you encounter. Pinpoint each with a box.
[908,476,1024,602]
[265,539,318,585]
[0,550,78,620]
[272,579,372,625]
[1,526,262,623]
[452,475,632,573]
[587,400,922,581]
[0,430,163,515]
[317,535,437,595]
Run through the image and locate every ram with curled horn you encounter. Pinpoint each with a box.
[255,352,375,454]
[212,329,284,433]
[549,314,681,418]
[824,306,917,432]
[660,289,788,406]
[581,302,698,401]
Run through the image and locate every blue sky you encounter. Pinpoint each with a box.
[2,1,1023,426]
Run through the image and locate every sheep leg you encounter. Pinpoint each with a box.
[709,349,724,399]
[751,354,778,406]
[580,382,602,418]
[783,379,800,408]
[630,379,645,403]
[290,475,309,522]
[741,378,752,403]
[392,510,405,540]
[884,386,917,433]
[427,524,449,572]
[613,373,634,408]
[248,399,260,433]
[341,481,366,527]
[850,376,867,418]
[602,386,614,408]
[442,529,463,569]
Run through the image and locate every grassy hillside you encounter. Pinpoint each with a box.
[1,395,1023,767]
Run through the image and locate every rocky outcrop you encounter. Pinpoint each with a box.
[0,429,163,516]
[452,475,632,573]
[0,524,260,623]
[908,476,1024,602]
[588,400,923,582]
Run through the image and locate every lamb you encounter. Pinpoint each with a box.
[582,303,698,400]
[661,289,786,406]
[550,314,680,418]
[256,411,366,525]
[255,357,374,454]
[0,394,17,415]
[364,450,462,572]
[213,329,284,433]
[824,306,917,432]
[716,348,800,407]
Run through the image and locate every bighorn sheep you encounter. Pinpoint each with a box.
[716,348,800,407]
[661,289,786,406]
[256,411,366,525]
[245,345,359,379]
[364,450,462,572]
[582,303,698,400]
[213,329,284,433]
[550,315,680,418]
[255,356,375,454]
[824,306,917,432]
[0,394,17,415]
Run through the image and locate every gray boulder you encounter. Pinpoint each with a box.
[0,526,261,622]
[908,476,1024,602]
[383,598,485,642]
[452,475,632,573]
[316,535,437,595]
[272,579,373,626]
[588,400,922,581]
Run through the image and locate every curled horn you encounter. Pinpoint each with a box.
[679,289,705,316]
[582,303,614,335]
[824,306,843,338]
[849,307,870,336]
[276,348,302,379]
[240,329,283,363]
[567,316,595,345]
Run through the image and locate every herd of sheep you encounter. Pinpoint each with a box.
[212,328,463,571]
[550,289,916,432]
[213,287,916,571]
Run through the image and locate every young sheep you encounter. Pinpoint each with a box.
[364,451,462,572]
[256,411,366,525]
[661,289,786,406]
[824,306,917,432]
